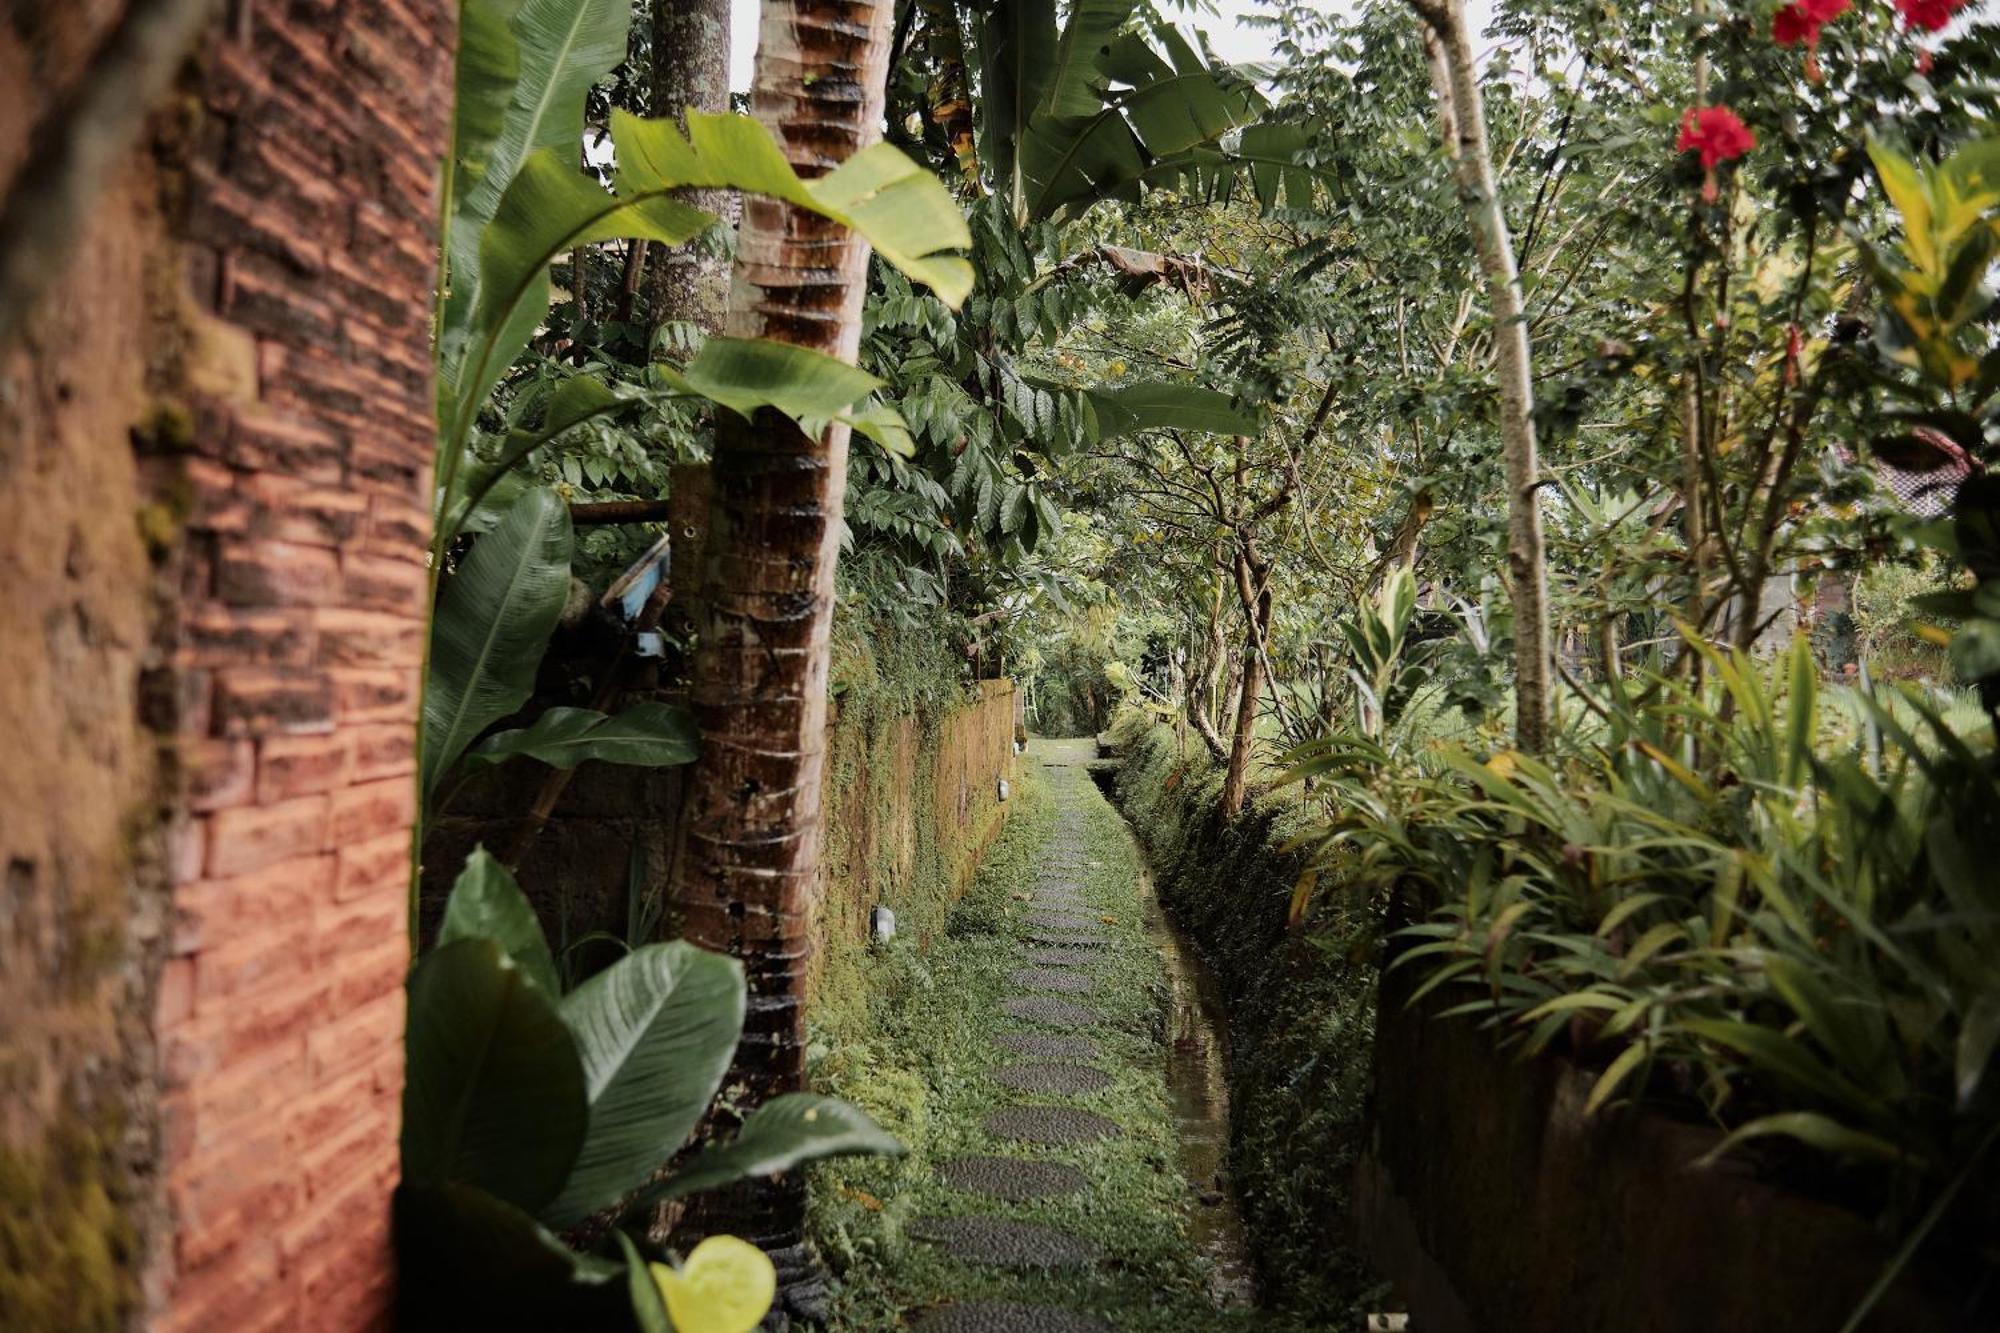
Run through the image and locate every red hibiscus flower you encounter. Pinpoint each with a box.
[1678,106,1756,170]
[1679,106,1755,202]
[1773,3,1816,45]
[1896,0,1965,32]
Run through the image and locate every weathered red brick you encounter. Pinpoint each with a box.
[242,472,369,546]
[216,537,341,607]
[331,666,419,724]
[329,776,416,847]
[341,550,428,616]
[183,606,314,668]
[306,989,404,1083]
[317,608,424,669]
[348,721,416,781]
[213,666,335,737]
[335,830,408,903]
[173,853,337,958]
[186,738,256,812]
[257,733,353,801]
[224,408,346,484]
[205,794,330,878]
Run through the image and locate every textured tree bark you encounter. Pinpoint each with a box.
[647,0,732,333]
[1416,1,1553,753]
[664,0,892,1305]
[1221,549,1273,818]
[1187,571,1230,762]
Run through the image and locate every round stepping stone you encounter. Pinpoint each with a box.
[1026,910,1097,930]
[994,1031,1099,1061]
[1008,966,1094,994]
[983,1104,1122,1145]
[937,1155,1086,1202]
[908,1216,1100,1270]
[912,1301,1110,1332]
[989,1061,1111,1095]
[1000,996,1100,1028]
[1024,931,1111,948]
[1022,948,1095,968]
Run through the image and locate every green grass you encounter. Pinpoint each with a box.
[806,746,1273,1330]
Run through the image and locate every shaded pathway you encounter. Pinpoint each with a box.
[817,740,1266,1330]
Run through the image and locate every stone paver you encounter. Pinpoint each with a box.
[982,1104,1123,1145]
[992,1031,1100,1061]
[989,1061,1112,1094]
[1021,948,1096,968]
[1008,966,1095,993]
[1000,996,1100,1028]
[912,1302,1112,1332]
[937,1155,1087,1202]
[909,1216,1101,1270]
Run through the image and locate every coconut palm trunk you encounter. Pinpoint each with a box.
[665,0,893,1299]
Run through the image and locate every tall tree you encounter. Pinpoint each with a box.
[648,0,731,329]
[664,0,894,1300]
[1411,0,1553,752]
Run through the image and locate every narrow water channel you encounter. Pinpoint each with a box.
[1105,783,1260,1308]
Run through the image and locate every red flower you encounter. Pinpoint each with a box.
[1775,0,1852,43]
[1773,3,1816,45]
[1896,0,1965,32]
[1678,106,1756,170]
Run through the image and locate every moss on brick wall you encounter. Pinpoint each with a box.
[0,1114,140,1332]
[811,612,1016,1038]
[1106,718,1385,1321]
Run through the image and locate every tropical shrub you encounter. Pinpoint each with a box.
[397,850,901,1329]
[1283,637,1999,1321]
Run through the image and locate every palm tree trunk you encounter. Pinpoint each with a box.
[1221,550,1272,818]
[665,0,893,1301]
[1415,0,1553,752]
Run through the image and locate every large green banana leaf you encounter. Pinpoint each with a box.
[542,942,746,1227]
[435,847,560,995]
[635,1093,904,1206]
[422,487,573,801]
[439,110,971,496]
[402,937,588,1214]
[467,702,700,772]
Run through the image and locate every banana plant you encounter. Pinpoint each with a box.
[420,0,974,833]
[399,850,901,1328]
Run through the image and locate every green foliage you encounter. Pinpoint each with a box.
[467,702,699,772]
[423,488,573,804]
[1285,639,2000,1290]
[399,852,901,1326]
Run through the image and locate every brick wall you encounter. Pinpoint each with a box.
[145,2,453,1327]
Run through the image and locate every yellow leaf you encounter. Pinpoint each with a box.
[1485,750,1519,780]
[652,1237,776,1333]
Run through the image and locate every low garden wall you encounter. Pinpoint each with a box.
[1360,949,1978,1333]
[426,673,1019,1006]
[1109,717,1980,1332]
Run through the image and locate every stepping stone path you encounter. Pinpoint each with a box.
[992,1032,1099,1061]
[1007,966,1095,993]
[1000,996,1100,1028]
[937,1156,1087,1202]
[908,1216,1101,1270]
[981,1104,1123,1145]
[889,738,1240,1332]
[1022,948,1095,968]
[988,1061,1111,1095]
[912,1302,1111,1332]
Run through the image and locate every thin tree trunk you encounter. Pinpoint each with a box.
[1416,1,1553,752]
[1221,549,1272,818]
[648,0,732,333]
[1188,571,1229,761]
[665,0,892,1302]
